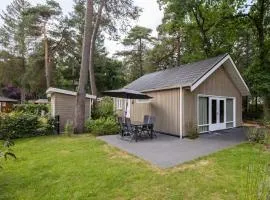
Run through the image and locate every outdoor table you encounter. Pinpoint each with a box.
[131,121,153,142]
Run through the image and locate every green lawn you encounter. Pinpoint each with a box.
[0,135,269,200]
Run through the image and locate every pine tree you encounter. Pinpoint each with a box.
[0,0,32,102]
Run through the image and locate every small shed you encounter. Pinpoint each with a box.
[46,87,96,131]
[115,54,250,138]
[0,96,18,113]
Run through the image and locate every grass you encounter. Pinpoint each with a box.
[0,135,269,200]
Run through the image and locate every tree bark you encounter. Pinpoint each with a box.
[20,87,26,103]
[44,24,51,88]
[74,0,93,133]
[89,0,105,96]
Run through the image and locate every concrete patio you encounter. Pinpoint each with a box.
[98,127,247,168]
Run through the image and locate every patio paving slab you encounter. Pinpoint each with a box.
[98,127,247,168]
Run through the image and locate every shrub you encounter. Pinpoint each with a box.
[245,127,267,144]
[0,112,39,139]
[92,97,115,119]
[64,120,74,136]
[14,103,49,115]
[186,123,199,139]
[86,116,119,136]
[0,112,55,139]
[37,116,56,136]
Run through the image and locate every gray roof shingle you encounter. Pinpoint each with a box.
[125,54,228,91]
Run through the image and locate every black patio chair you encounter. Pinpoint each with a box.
[141,115,150,136]
[148,116,157,138]
[143,115,150,124]
[125,118,136,141]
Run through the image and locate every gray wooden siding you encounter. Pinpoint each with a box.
[183,65,243,135]
[130,89,180,136]
[52,93,91,131]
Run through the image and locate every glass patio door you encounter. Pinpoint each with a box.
[209,97,226,131]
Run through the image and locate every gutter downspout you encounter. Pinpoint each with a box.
[180,86,183,139]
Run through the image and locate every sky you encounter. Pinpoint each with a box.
[0,0,164,56]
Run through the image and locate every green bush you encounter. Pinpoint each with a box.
[186,123,199,139]
[245,127,267,144]
[92,97,115,119]
[37,116,56,136]
[0,112,39,139]
[14,104,49,115]
[0,112,55,139]
[86,116,119,136]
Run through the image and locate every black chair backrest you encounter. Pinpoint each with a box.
[143,115,149,124]
[125,118,132,130]
[149,116,156,124]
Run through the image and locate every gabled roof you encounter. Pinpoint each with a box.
[125,54,250,96]
[46,87,96,99]
[0,96,18,102]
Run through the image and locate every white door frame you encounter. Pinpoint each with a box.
[197,94,236,133]
[209,97,226,131]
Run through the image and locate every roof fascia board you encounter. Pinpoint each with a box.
[227,56,250,95]
[46,87,96,99]
[140,85,186,93]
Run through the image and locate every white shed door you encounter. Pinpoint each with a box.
[209,97,226,131]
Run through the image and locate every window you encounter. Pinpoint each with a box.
[116,98,122,110]
[211,99,217,124]
[198,96,209,132]
[226,98,234,128]
[220,100,224,123]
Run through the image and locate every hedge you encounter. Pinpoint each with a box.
[0,112,55,139]
[86,117,119,136]
[14,104,49,115]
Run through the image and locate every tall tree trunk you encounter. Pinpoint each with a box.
[21,56,26,103]
[44,26,51,88]
[20,88,26,103]
[74,0,93,133]
[89,0,105,96]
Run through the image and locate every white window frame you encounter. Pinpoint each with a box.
[197,96,210,133]
[116,98,122,110]
[225,97,236,128]
[197,94,236,133]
